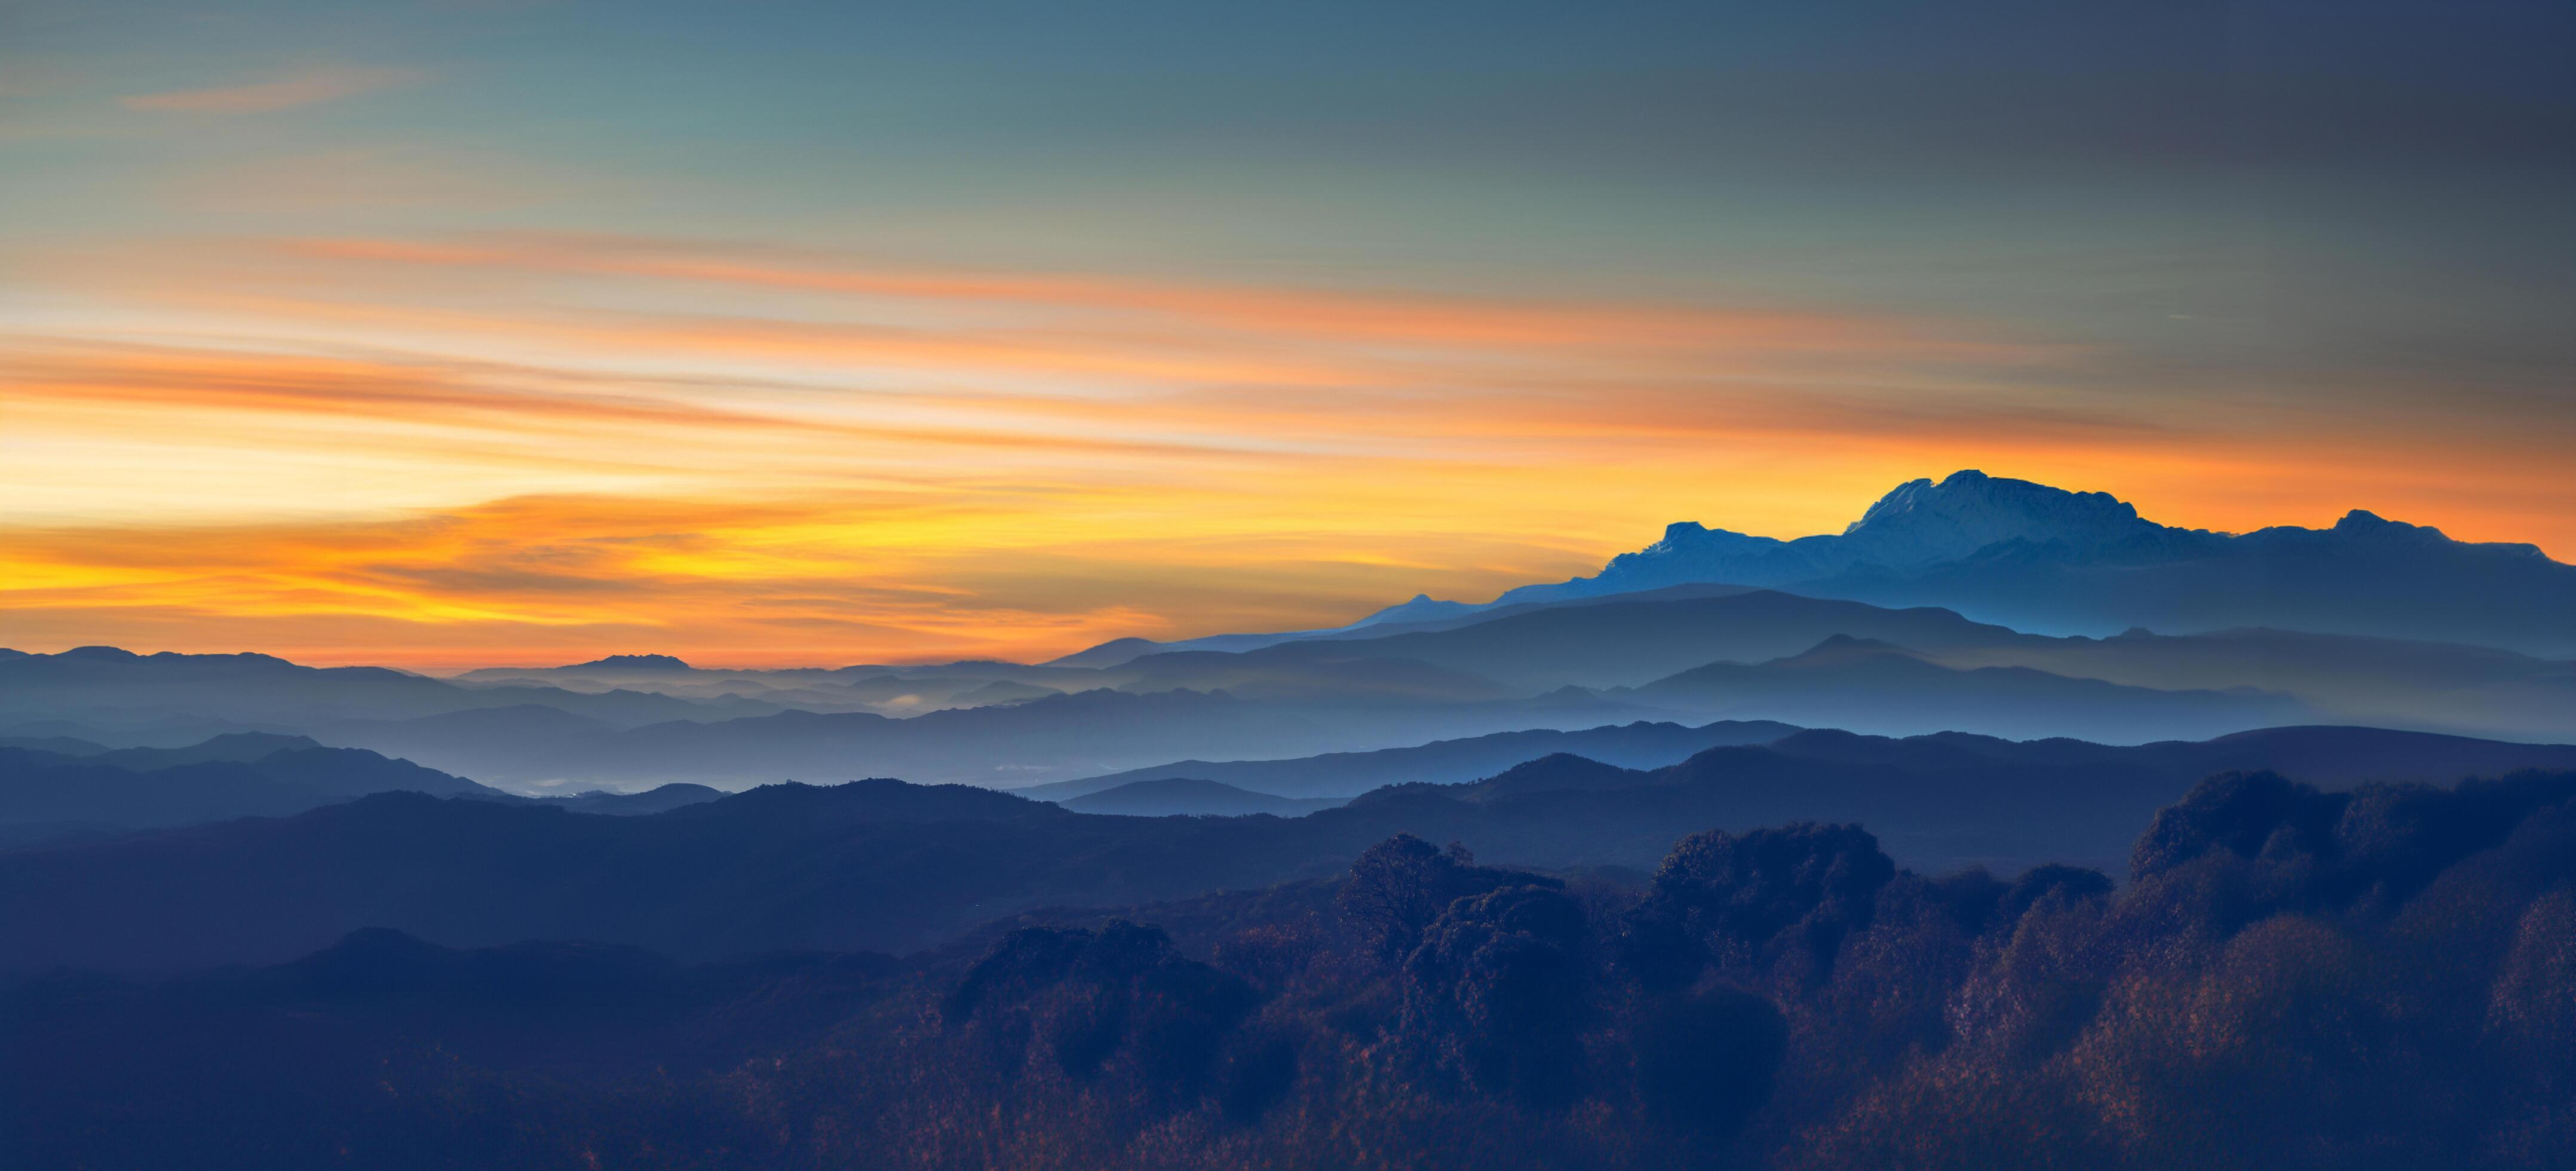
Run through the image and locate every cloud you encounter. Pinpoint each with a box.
[120,66,422,115]
[6,229,2569,667]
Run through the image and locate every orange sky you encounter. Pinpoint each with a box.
[10,4,2571,672]
[5,230,2569,670]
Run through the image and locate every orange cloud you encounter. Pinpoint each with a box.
[5,230,2568,669]
[120,66,421,115]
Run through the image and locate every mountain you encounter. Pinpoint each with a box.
[355,687,1341,790]
[1026,719,1804,801]
[536,783,728,816]
[1445,752,1651,802]
[1043,588,2576,744]
[1486,470,2160,604]
[82,731,323,771]
[568,654,694,670]
[1342,470,2576,655]
[1808,507,2576,655]
[16,724,2575,973]
[313,704,625,783]
[0,647,773,734]
[0,737,499,844]
[1624,636,2313,743]
[1047,583,1765,667]
[1124,589,2023,692]
[1060,777,1345,817]
[0,735,110,756]
[446,656,1094,714]
[1922,625,2576,740]
[16,768,2576,1171]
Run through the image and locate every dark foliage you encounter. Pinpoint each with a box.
[19,729,2576,974]
[1335,833,1552,959]
[9,768,2576,1169]
[1402,882,1591,1103]
[1620,822,1896,991]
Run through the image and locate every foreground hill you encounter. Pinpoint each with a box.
[10,765,2576,1170]
[13,724,2575,973]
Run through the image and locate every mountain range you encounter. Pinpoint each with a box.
[1084,470,2576,660]
[1025,718,1804,802]
[14,722,2576,974]
[7,471,2571,804]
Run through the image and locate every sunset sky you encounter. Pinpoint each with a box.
[5,0,2572,669]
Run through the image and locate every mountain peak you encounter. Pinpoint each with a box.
[568,654,692,670]
[2331,509,2449,541]
[1837,470,2148,565]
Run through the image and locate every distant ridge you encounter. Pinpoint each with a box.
[13,722,2576,973]
[0,735,501,845]
[1060,777,1343,817]
[566,654,694,670]
[1301,470,2576,656]
[1024,718,1804,801]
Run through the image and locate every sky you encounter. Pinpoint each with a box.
[4,0,2572,670]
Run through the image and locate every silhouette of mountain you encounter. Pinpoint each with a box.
[1338,470,2576,655]
[1045,636,1169,668]
[1061,777,1345,817]
[84,731,323,771]
[1439,752,1649,802]
[1090,590,2575,743]
[0,734,110,756]
[16,765,2576,1170]
[364,688,1340,790]
[1808,506,2576,654]
[15,724,2574,973]
[314,704,625,783]
[1133,589,2020,692]
[530,783,728,816]
[450,656,1089,715]
[1028,719,1803,801]
[0,737,499,844]
[568,654,694,670]
[1050,584,1767,667]
[1624,635,2313,742]
[0,647,775,734]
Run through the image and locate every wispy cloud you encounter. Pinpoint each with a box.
[120,66,422,115]
[5,229,2566,667]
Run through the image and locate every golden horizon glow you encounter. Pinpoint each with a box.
[6,232,2570,671]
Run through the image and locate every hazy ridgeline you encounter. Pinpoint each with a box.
[8,471,2576,1169]
[8,768,2575,1169]
[10,476,2575,795]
